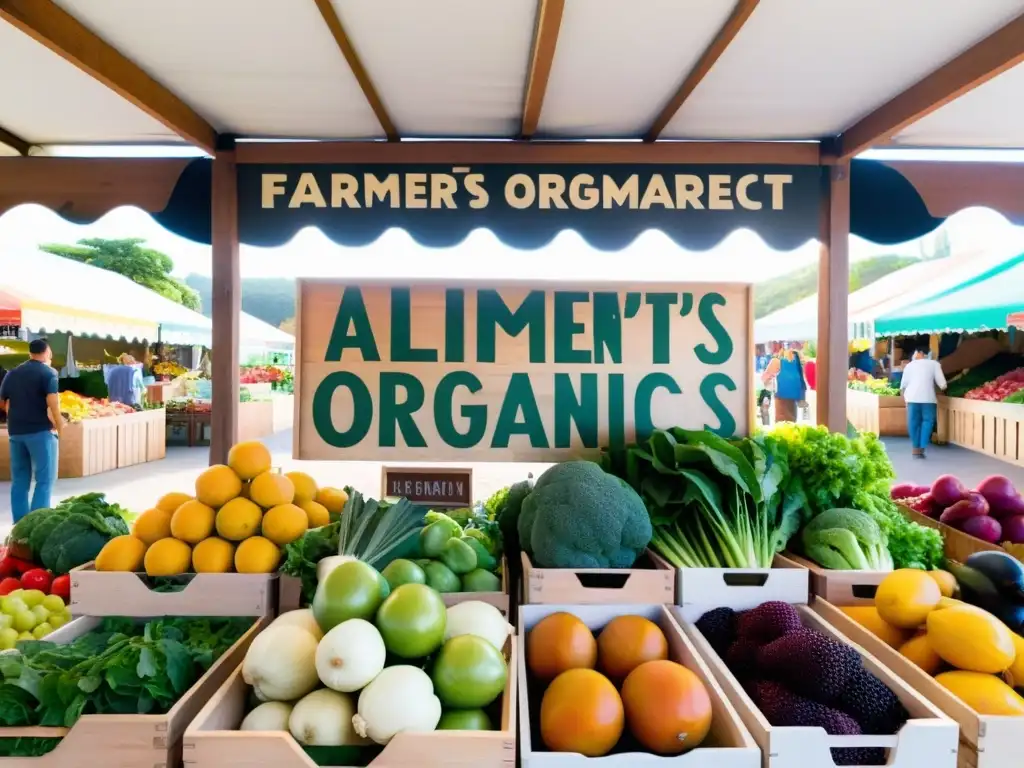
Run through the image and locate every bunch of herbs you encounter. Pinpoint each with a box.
[0,616,250,731]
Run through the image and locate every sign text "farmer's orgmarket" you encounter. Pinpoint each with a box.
[262,170,794,212]
[308,285,744,458]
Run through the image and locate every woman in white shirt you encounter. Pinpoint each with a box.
[899,349,947,458]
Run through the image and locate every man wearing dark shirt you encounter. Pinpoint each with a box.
[0,339,63,521]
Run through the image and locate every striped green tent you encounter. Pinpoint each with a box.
[875,252,1024,337]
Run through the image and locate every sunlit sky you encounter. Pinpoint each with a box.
[2,148,1023,283]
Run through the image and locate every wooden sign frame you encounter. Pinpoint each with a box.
[380,466,473,508]
[294,277,755,462]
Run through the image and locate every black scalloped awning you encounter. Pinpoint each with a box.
[140,157,945,251]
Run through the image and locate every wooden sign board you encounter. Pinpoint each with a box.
[381,467,473,508]
[295,279,753,462]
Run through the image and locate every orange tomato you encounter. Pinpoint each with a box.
[621,660,713,755]
[540,668,623,757]
[597,615,669,681]
[527,612,597,682]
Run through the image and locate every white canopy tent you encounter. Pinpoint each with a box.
[0,249,293,352]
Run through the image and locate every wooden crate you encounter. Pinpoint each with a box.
[184,638,518,768]
[896,504,1004,561]
[70,563,277,617]
[278,557,510,615]
[774,551,887,605]
[814,598,1021,768]
[521,551,675,605]
[518,603,759,768]
[847,389,908,437]
[59,418,119,478]
[0,616,263,768]
[648,551,808,608]
[116,408,166,468]
[939,396,1024,468]
[674,578,959,768]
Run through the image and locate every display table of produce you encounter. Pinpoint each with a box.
[0,405,166,481]
[937,396,1024,469]
[166,397,294,445]
[847,386,908,437]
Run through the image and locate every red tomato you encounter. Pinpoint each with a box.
[50,574,71,604]
[20,569,53,593]
[0,577,22,596]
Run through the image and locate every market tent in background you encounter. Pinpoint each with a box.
[754,247,1021,343]
[875,251,1024,336]
[0,249,293,353]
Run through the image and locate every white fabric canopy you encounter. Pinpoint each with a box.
[0,250,294,350]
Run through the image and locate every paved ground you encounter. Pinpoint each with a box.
[882,436,1024,489]
[1,430,1020,534]
[0,429,552,531]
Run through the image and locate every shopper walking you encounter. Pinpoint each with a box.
[900,349,946,459]
[771,343,808,423]
[0,339,63,521]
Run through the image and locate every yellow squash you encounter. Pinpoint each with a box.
[926,607,1015,674]
[934,671,1024,715]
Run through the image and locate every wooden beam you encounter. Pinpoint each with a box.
[839,12,1024,158]
[0,125,30,155]
[644,0,759,142]
[210,147,240,465]
[0,0,216,154]
[520,0,566,139]
[311,0,397,141]
[235,139,821,165]
[816,162,851,433]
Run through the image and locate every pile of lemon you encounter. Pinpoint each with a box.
[94,441,348,576]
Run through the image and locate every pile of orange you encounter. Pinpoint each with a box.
[527,612,713,757]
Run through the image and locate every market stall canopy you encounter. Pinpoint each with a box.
[875,251,1024,336]
[1,1,1023,149]
[0,250,294,350]
[753,248,1019,343]
[2,2,1024,247]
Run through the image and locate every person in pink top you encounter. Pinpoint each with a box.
[804,357,817,391]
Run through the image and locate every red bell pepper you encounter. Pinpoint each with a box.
[0,547,38,578]
[20,569,52,593]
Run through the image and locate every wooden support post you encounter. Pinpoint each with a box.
[816,162,851,432]
[210,144,240,465]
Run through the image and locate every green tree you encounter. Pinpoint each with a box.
[40,238,201,311]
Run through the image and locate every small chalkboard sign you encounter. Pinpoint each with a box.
[381,466,473,508]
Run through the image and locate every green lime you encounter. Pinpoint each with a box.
[381,559,427,590]
[422,561,461,593]
[437,709,493,730]
[375,583,447,658]
[311,560,385,632]
[432,635,507,709]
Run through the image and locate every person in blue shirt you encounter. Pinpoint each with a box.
[107,354,145,408]
[0,339,63,521]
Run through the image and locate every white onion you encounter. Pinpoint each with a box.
[242,625,319,702]
[240,701,293,731]
[352,666,441,745]
[271,609,324,641]
[444,601,513,651]
[289,689,368,746]
[316,619,386,692]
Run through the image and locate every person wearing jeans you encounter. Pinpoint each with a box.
[0,339,63,521]
[900,348,947,458]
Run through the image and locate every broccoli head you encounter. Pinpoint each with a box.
[498,478,533,557]
[519,461,652,569]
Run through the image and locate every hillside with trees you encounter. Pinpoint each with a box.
[754,254,920,318]
[185,274,295,329]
